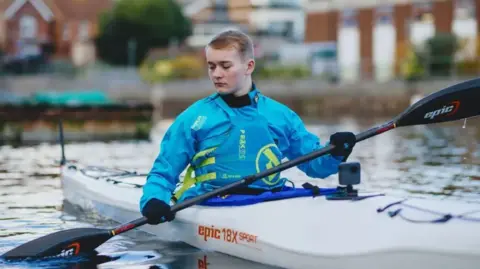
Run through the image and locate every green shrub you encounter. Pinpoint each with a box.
[139,55,204,83]
[255,63,310,79]
[425,32,459,76]
[456,58,480,76]
[400,46,426,81]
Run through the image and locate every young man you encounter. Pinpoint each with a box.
[140,30,356,224]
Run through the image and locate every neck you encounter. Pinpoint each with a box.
[233,77,253,97]
[220,80,254,108]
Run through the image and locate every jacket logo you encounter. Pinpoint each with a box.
[239,129,246,160]
[256,144,281,185]
[191,116,207,130]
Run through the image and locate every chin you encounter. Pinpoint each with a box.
[216,87,234,95]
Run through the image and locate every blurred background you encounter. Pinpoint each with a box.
[0,0,479,144]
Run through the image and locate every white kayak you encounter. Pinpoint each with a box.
[60,162,480,269]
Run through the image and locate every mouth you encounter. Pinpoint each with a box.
[214,83,227,88]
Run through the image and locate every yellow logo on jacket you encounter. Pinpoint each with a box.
[255,143,281,185]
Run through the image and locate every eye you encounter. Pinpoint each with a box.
[208,65,215,70]
[222,64,231,69]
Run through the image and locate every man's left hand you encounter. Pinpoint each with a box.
[329,132,356,161]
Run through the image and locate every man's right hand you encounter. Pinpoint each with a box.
[141,198,176,225]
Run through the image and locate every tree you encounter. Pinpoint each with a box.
[95,0,192,66]
[425,32,459,77]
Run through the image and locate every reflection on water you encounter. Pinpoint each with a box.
[0,116,479,268]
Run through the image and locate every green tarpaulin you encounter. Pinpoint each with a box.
[30,90,113,106]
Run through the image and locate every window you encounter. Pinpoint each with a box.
[210,10,229,22]
[342,8,357,27]
[375,5,393,25]
[19,15,37,39]
[454,0,475,19]
[268,0,301,8]
[78,21,89,40]
[266,21,293,37]
[413,2,433,22]
[214,0,227,6]
[63,23,70,41]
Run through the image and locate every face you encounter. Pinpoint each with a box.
[206,46,254,95]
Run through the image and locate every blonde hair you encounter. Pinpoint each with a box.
[206,29,254,61]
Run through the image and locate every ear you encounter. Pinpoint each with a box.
[245,59,255,75]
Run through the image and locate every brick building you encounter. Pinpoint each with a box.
[181,0,305,57]
[2,0,112,66]
[304,0,478,82]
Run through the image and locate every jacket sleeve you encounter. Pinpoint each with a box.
[139,112,195,211]
[284,109,343,179]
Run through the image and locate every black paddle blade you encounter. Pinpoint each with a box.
[395,77,480,127]
[1,227,112,260]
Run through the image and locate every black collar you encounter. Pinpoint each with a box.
[219,83,255,108]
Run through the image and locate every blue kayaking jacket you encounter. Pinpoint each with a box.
[140,85,343,211]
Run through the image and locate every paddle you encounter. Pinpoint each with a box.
[2,78,480,261]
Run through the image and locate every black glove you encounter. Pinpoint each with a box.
[141,198,175,225]
[329,132,356,161]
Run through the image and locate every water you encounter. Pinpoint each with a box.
[0,116,479,268]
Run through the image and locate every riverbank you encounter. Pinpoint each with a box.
[151,78,470,119]
[0,103,153,145]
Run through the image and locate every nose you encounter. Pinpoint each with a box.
[211,67,224,78]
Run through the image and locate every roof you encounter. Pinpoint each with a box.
[5,0,54,21]
[48,0,113,21]
[0,0,14,12]
[4,0,113,22]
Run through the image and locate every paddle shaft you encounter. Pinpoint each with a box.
[110,121,397,235]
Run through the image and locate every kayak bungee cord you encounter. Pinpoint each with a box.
[78,165,148,180]
[377,199,480,223]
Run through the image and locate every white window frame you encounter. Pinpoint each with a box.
[78,20,90,40]
[19,15,37,39]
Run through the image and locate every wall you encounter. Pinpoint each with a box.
[373,5,396,82]
[305,10,338,42]
[1,68,152,102]
[337,9,360,82]
[151,77,474,120]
